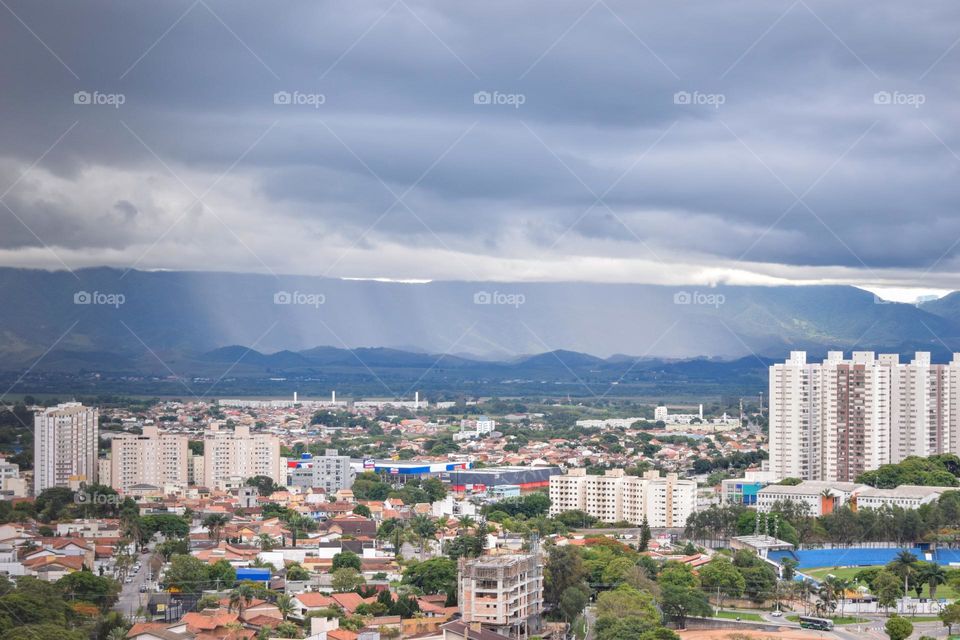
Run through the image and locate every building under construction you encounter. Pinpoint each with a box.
[458,553,543,639]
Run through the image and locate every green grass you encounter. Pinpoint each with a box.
[802,566,958,600]
[572,615,586,640]
[713,610,764,621]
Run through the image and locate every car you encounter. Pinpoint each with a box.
[125,576,133,583]
[771,611,783,617]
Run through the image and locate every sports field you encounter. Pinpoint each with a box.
[803,566,957,599]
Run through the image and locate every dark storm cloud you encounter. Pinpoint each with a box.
[0,0,959,284]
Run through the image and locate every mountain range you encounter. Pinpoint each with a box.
[4,267,960,380]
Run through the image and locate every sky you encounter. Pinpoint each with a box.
[1,1,959,303]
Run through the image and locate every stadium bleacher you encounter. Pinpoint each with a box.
[768,547,925,569]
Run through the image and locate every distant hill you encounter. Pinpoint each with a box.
[1,267,960,377]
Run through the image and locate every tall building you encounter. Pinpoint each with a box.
[287,450,354,492]
[34,402,98,494]
[548,468,697,527]
[109,426,189,493]
[770,351,960,482]
[459,553,543,639]
[203,424,281,490]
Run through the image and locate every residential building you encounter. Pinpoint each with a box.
[109,426,189,493]
[770,351,960,482]
[34,402,98,494]
[0,458,27,499]
[459,553,543,639]
[202,424,281,490]
[189,454,204,486]
[97,457,111,489]
[548,468,697,527]
[288,450,354,492]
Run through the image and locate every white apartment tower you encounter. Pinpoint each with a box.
[548,468,697,527]
[34,402,99,494]
[202,424,281,490]
[109,426,189,493]
[770,351,960,482]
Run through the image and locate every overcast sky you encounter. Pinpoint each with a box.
[1,0,959,301]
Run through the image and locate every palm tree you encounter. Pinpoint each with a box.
[818,576,840,616]
[286,515,316,548]
[457,515,476,534]
[410,514,437,557]
[889,550,919,596]
[106,627,129,640]
[922,563,948,600]
[228,584,256,620]
[275,593,294,621]
[204,513,230,544]
[256,533,276,551]
[832,577,850,618]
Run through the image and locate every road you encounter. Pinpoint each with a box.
[115,550,152,620]
[751,610,950,640]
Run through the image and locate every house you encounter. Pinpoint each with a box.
[290,592,336,620]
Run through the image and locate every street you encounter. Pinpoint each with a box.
[114,550,152,620]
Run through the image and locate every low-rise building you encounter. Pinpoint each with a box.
[853,485,950,511]
[756,481,860,516]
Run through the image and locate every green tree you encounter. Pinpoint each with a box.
[332,551,362,571]
[331,568,364,593]
[658,562,711,629]
[353,504,372,518]
[638,517,651,551]
[228,584,257,619]
[402,558,457,595]
[884,615,913,640]
[56,571,120,612]
[559,584,590,623]
[245,475,279,496]
[698,557,745,610]
[888,550,918,596]
[544,545,588,609]
[873,570,903,615]
[594,585,660,640]
[941,602,960,635]
[286,563,311,581]
[164,555,212,594]
[203,513,230,544]
[275,594,295,621]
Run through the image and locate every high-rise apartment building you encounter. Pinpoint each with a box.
[288,450,354,492]
[109,426,189,493]
[548,468,697,527]
[770,351,960,482]
[34,402,99,494]
[202,424,281,490]
[459,553,543,639]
